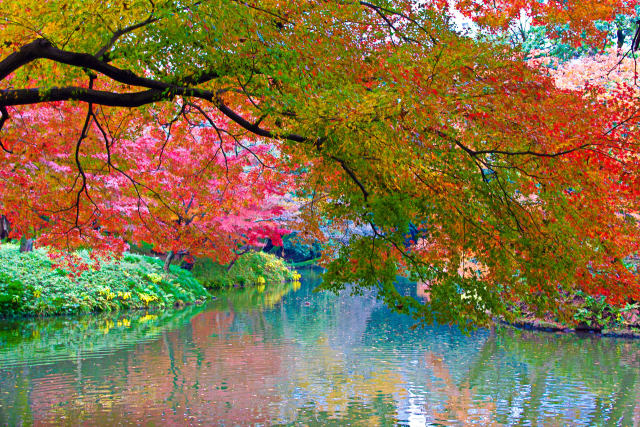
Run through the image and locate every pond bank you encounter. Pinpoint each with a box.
[0,245,302,319]
[499,317,640,339]
[496,291,640,339]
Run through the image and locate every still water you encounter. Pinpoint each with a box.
[0,268,639,426]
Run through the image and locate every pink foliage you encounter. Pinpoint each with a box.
[0,102,300,264]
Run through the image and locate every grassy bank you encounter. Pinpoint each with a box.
[0,244,208,318]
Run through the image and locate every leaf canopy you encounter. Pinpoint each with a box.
[1,0,640,327]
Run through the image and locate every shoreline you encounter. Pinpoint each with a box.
[0,297,207,321]
[498,318,640,339]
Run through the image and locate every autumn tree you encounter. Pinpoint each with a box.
[0,100,296,271]
[1,0,640,326]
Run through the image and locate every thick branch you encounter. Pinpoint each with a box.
[216,95,369,199]
[633,21,640,52]
[0,38,208,90]
[0,87,171,107]
[426,126,590,159]
[329,155,370,201]
[0,38,370,200]
[214,93,306,142]
[0,38,223,99]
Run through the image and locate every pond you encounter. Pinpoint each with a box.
[1,268,639,425]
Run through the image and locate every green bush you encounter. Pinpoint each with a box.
[572,292,639,330]
[0,244,208,317]
[0,272,24,313]
[192,251,297,290]
[190,257,228,288]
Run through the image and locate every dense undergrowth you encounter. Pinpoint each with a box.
[192,251,299,290]
[0,244,301,318]
[0,244,208,317]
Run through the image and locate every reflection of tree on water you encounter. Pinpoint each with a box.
[282,335,406,424]
[0,306,210,425]
[327,287,380,350]
[465,328,640,425]
[0,305,297,425]
[423,351,496,425]
[280,394,399,426]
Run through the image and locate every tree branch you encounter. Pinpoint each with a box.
[0,87,171,107]
[95,13,159,60]
[0,38,210,90]
[0,106,12,153]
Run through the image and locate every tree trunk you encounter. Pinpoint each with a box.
[617,29,625,49]
[226,255,239,273]
[0,215,9,240]
[163,250,174,273]
[174,250,187,265]
[19,237,34,252]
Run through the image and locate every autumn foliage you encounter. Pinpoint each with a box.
[0,100,296,265]
[1,0,639,325]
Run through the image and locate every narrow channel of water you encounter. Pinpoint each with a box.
[1,268,639,425]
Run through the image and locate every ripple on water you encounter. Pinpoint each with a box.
[1,272,639,425]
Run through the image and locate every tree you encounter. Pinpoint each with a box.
[0,100,296,270]
[1,0,639,327]
[528,46,640,95]
[446,0,638,46]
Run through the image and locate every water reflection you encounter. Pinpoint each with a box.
[0,268,639,425]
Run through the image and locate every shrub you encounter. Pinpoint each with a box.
[0,272,24,314]
[192,251,297,290]
[572,292,640,330]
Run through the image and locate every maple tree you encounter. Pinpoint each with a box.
[1,0,640,326]
[0,100,295,272]
[528,46,640,95]
[446,0,638,46]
